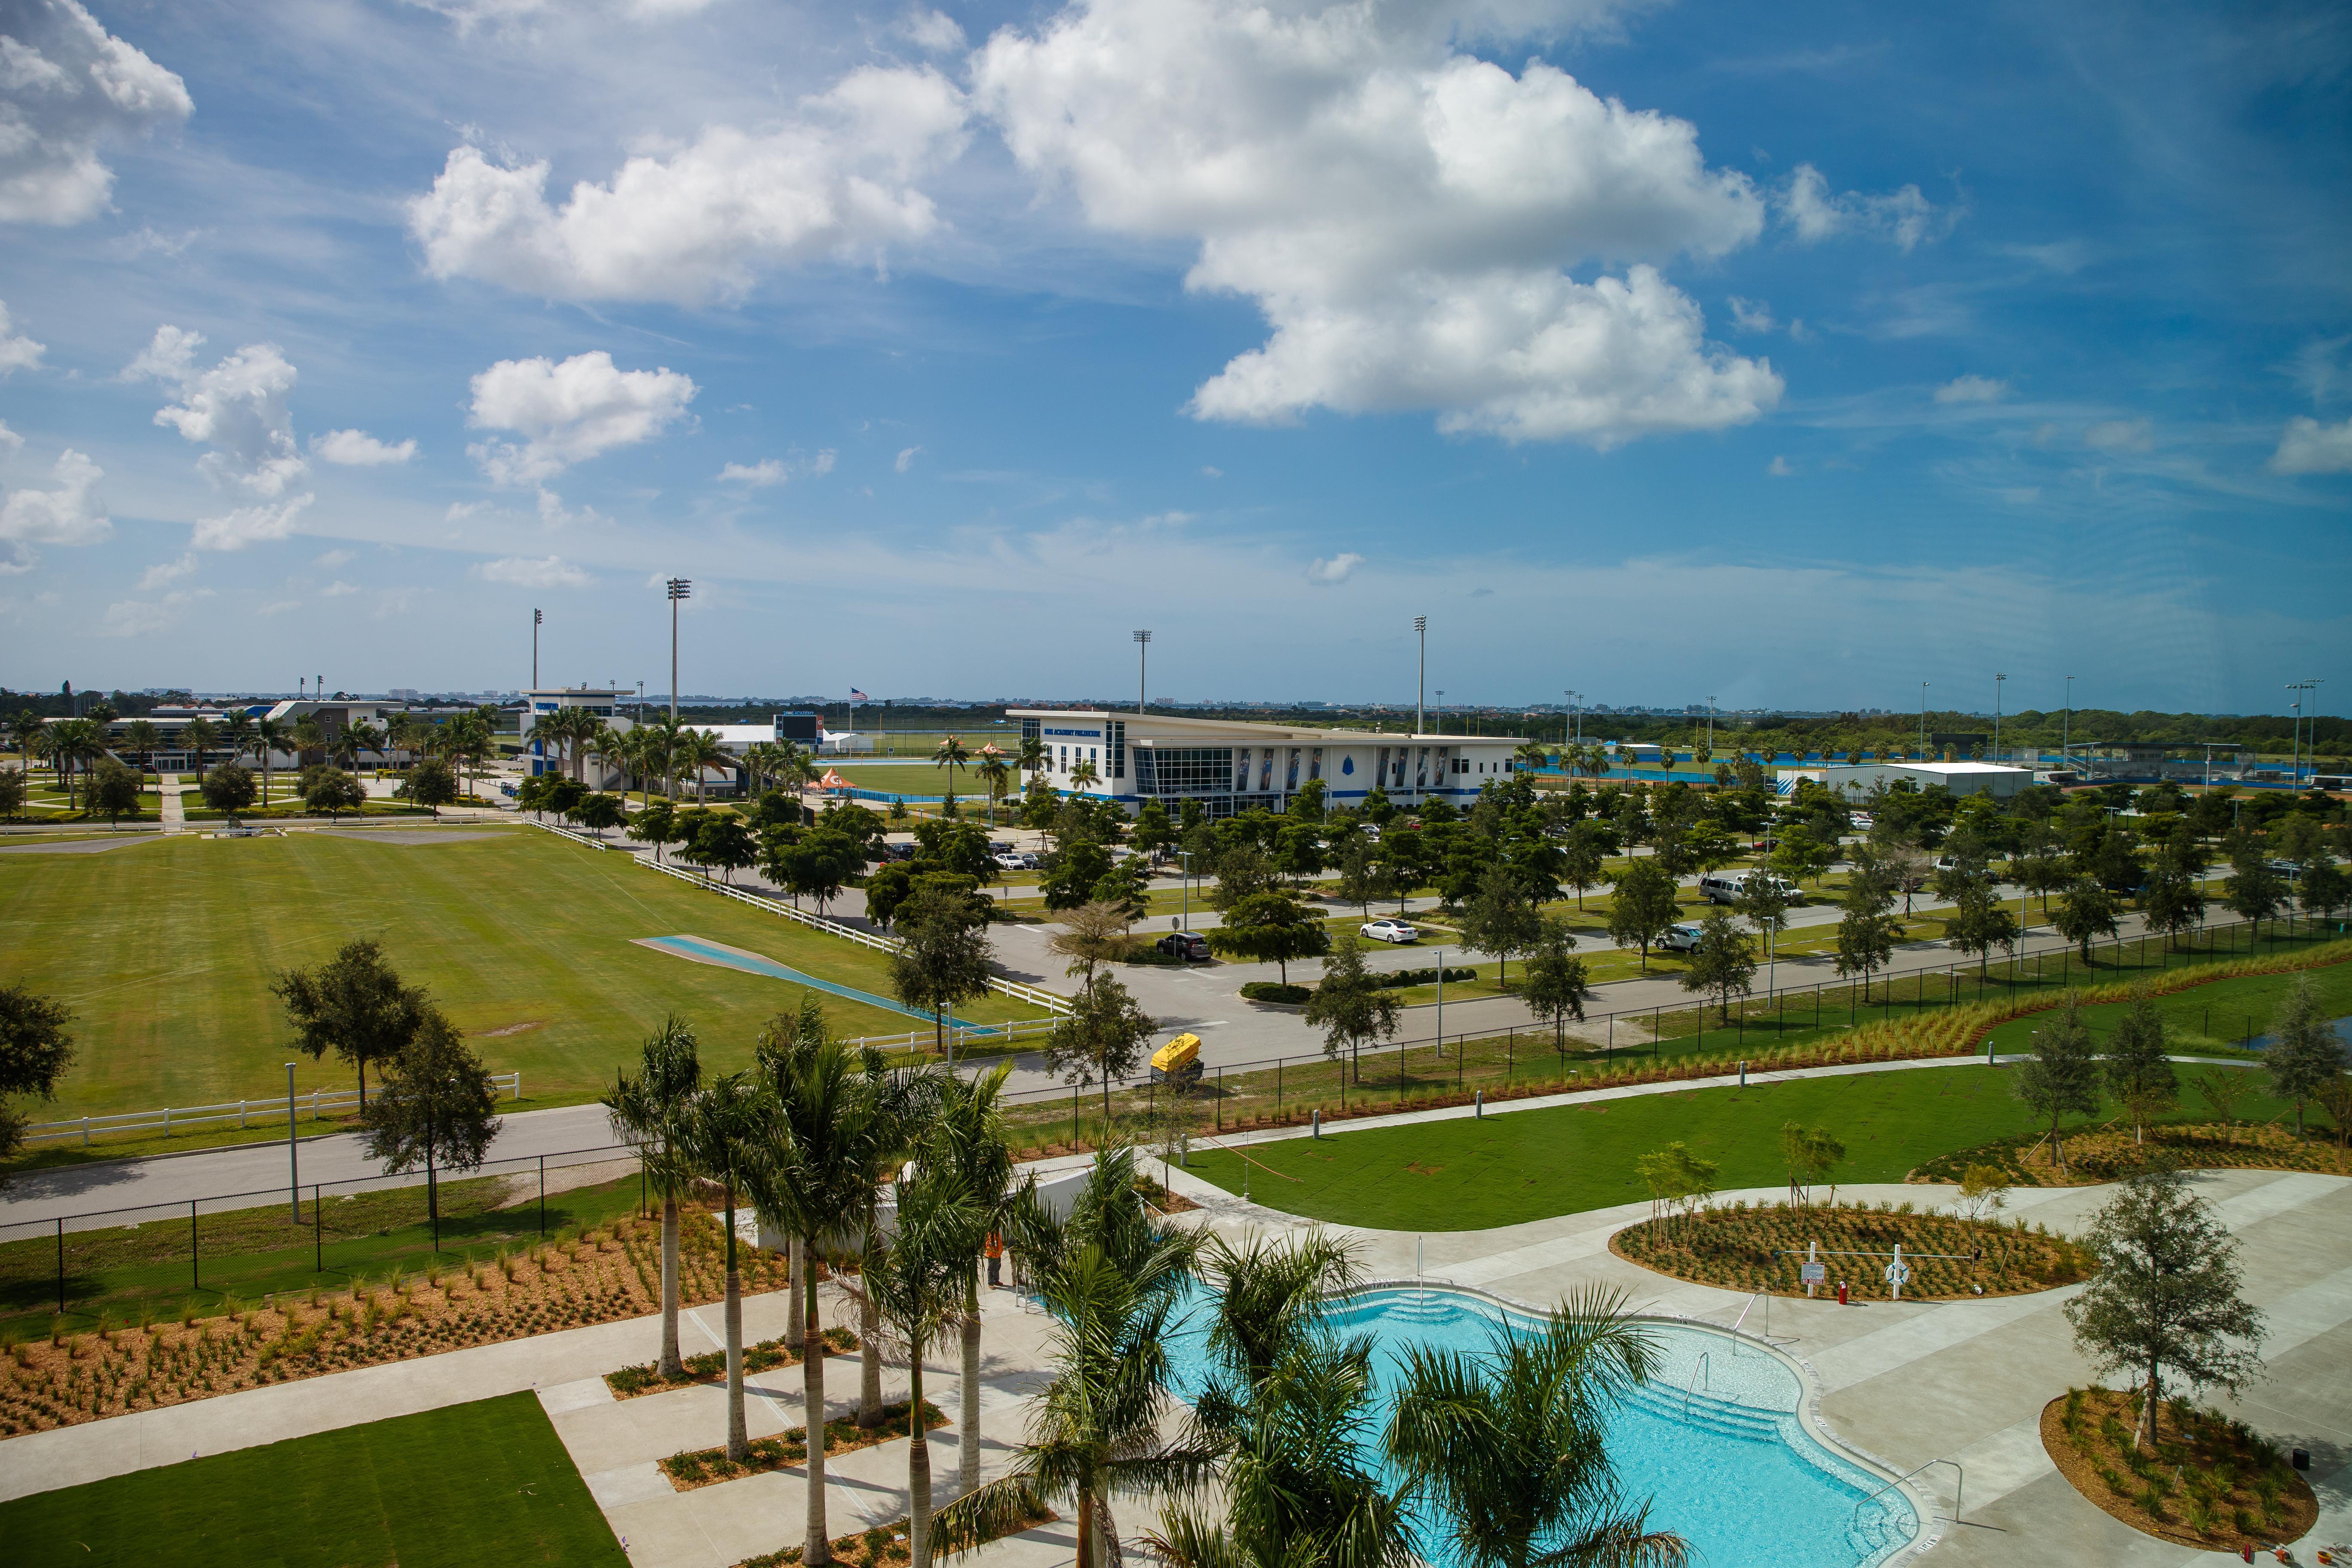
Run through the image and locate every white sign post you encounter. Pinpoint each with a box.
[1801,1240,1824,1297]
[1884,1242,1912,1302]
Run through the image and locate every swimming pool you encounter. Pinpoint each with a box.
[1161,1285,1920,1568]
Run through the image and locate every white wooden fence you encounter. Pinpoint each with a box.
[528,817,1072,1014]
[27,1072,524,1147]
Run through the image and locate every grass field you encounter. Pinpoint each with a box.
[1179,1061,2296,1232]
[0,828,1049,1117]
[0,1392,625,1567]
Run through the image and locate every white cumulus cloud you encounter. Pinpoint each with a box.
[0,0,192,225]
[894,445,921,472]
[406,66,968,305]
[2270,414,2352,475]
[477,554,591,588]
[1305,551,1364,585]
[1726,296,1776,335]
[1934,374,2008,404]
[128,326,309,496]
[191,494,312,551]
[719,447,836,486]
[136,551,196,589]
[0,419,19,451]
[311,429,418,465]
[466,350,696,484]
[974,0,1777,446]
[897,8,967,52]
[0,447,109,571]
[0,300,44,372]
[1777,163,1953,251]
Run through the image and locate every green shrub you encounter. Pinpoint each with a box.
[1240,982,1311,1004]
[1370,965,1478,989]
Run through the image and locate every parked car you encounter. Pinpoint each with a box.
[881,841,919,862]
[1659,922,1706,953]
[989,840,1015,854]
[992,851,1029,871]
[1697,871,1804,906]
[1157,930,1211,962]
[1361,918,1419,943]
[1850,812,1874,830]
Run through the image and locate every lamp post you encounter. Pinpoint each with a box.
[1415,616,1427,735]
[1707,695,1716,757]
[665,579,691,720]
[1435,691,1445,738]
[1994,673,2005,764]
[1178,850,1193,934]
[1565,690,1581,751]
[1133,630,1151,714]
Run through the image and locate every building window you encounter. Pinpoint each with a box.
[1308,747,1322,781]
[1109,720,1126,781]
[1138,746,1233,797]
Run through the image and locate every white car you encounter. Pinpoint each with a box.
[1658,922,1706,953]
[992,852,1029,871]
[1361,918,1420,943]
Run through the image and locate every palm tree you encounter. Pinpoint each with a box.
[676,1070,769,1461]
[289,714,328,771]
[977,751,1013,827]
[935,1149,1212,1568]
[6,711,39,769]
[744,1038,925,1568]
[1069,757,1100,793]
[123,719,160,779]
[585,722,627,793]
[253,715,287,805]
[934,735,972,811]
[384,712,416,775]
[680,728,727,804]
[220,709,257,779]
[638,712,684,799]
[845,1057,947,1430]
[929,1062,1018,1494]
[49,717,104,809]
[1017,733,1047,784]
[180,715,217,778]
[867,1166,986,1568]
[603,1017,704,1381]
[1384,1286,1687,1568]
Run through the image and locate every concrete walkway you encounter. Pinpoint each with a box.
[157,775,187,834]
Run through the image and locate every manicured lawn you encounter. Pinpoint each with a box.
[0,1391,625,1568]
[1180,1062,2293,1232]
[0,829,1047,1117]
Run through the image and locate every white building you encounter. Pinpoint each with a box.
[1800,760,2033,800]
[1006,709,1524,817]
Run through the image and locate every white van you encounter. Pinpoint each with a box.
[1698,870,1805,907]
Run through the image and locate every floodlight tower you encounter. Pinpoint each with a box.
[1994,672,2005,763]
[666,578,691,720]
[1919,683,1929,757]
[1415,616,1427,735]
[533,608,542,689]
[1133,630,1151,714]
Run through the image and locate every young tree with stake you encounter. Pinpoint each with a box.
[2014,1001,2101,1175]
[1521,917,1594,1057]
[2063,1168,2265,1451]
[358,1009,502,1249]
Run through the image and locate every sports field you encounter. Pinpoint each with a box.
[1180,1061,2295,1232]
[1,1392,625,1567]
[0,827,1048,1116]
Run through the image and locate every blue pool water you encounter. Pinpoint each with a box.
[1160,1286,1917,1568]
[2242,1015,2352,1053]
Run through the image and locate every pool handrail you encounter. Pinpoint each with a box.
[1681,1352,1712,1415]
[1851,1457,1962,1528]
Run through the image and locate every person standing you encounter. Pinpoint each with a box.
[984,1230,1004,1289]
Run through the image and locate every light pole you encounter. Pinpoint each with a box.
[1919,682,1929,758]
[1435,691,1445,738]
[2063,674,2074,770]
[285,1061,300,1224]
[1565,690,1581,750]
[665,579,691,720]
[1707,695,1716,757]
[1994,673,2005,764]
[1133,630,1151,714]
[1178,850,1193,934]
[1415,616,1427,735]
[533,608,541,689]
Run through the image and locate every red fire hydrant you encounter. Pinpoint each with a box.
[1837,1280,1850,1306]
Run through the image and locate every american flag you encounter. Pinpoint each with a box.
[849,688,868,702]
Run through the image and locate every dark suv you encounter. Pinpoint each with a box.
[1157,931,1211,962]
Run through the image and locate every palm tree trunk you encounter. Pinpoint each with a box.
[860,1274,883,1427]
[1076,1485,1094,1568]
[660,1194,685,1378]
[959,1270,982,1494]
[787,1234,805,1347]
[726,1185,747,1461]
[803,1237,833,1565]
[909,1354,934,1568]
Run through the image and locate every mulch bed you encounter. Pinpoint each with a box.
[0,1210,789,1437]
[606,1326,860,1399]
[1911,1122,2350,1188]
[2040,1386,2317,1551]
[661,1400,949,1491]
[736,1501,1058,1568]
[1610,1200,2091,1301]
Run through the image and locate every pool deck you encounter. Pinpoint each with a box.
[1156,1161,2352,1567]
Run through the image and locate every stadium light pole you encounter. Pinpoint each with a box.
[533,608,541,689]
[666,579,691,720]
[1994,673,2005,764]
[1415,616,1427,735]
[2063,674,2074,769]
[1436,690,1445,738]
[1133,630,1151,714]
[1919,682,1929,757]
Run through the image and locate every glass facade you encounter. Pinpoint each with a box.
[1135,745,1233,797]
[1109,720,1126,781]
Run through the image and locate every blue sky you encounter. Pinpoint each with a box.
[0,0,2345,714]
